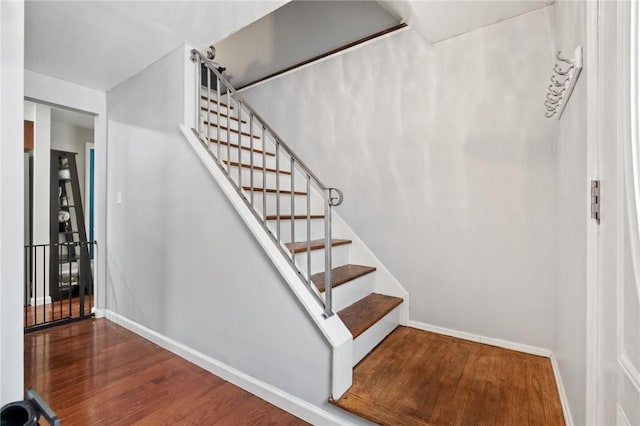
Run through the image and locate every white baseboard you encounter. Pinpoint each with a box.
[407,320,552,357]
[92,307,105,318]
[29,296,52,306]
[550,353,574,426]
[103,310,355,426]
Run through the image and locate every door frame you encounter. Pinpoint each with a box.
[586,0,640,424]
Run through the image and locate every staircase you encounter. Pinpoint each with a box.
[187,49,408,415]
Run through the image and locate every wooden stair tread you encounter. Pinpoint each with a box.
[223,161,291,175]
[311,264,376,293]
[242,187,306,195]
[208,138,275,156]
[204,121,261,139]
[200,106,246,123]
[265,214,324,220]
[285,238,352,254]
[337,293,403,339]
[200,96,233,109]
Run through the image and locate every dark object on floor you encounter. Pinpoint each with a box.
[0,389,59,426]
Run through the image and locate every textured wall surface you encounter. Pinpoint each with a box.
[243,8,556,349]
[552,1,588,424]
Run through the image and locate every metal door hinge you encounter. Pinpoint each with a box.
[591,180,600,221]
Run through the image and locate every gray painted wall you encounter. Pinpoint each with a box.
[106,45,340,412]
[552,2,588,425]
[243,8,556,349]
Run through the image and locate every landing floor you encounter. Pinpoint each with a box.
[24,318,308,425]
[332,326,564,426]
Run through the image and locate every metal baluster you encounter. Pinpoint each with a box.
[262,125,267,222]
[196,60,201,137]
[226,89,231,174]
[216,76,221,161]
[34,246,38,325]
[290,157,295,266]
[68,243,72,318]
[306,175,311,282]
[206,64,211,153]
[79,242,85,319]
[24,246,27,327]
[250,113,255,207]
[276,140,280,243]
[237,100,242,188]
[324,193,333,317]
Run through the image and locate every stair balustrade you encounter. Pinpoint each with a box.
[190,49,343,318]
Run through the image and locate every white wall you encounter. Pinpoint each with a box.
[51,119,93,204]
[552,1,588,425]
[0,0,25,405]
[106,46,341,415]
[243,8,556,350]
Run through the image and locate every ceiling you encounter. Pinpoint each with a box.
[51,107,95,130]
[25,1,287,91]
[214,1,401,89]
[25,0,553,93]
[378,0,553,43]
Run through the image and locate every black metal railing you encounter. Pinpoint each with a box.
[24,241,96,332]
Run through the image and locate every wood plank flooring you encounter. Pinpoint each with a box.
[331,326,565,426]
[24,318,308,425]
[24,295,92,329]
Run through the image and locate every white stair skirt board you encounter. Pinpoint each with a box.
[104,310,359,426]
[329,273,375,313]
[352,304,402,366]
[180,125,353,399]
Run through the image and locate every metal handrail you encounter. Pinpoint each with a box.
[190,49,343,317]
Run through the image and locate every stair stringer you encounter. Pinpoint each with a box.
[180,124,353,399]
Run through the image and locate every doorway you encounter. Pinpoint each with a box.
[23,101,96,331]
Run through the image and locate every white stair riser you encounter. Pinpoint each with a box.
[250,192,324,216]
[199,100,234,118]
[202,126,264,147]
[214,149,281,170]
[325,273,375,312]
[266,218,325,244]
[226,169,309,192]
[352,305,401,366]
[291,244,350,277]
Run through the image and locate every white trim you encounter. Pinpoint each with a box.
[617,403,632,426]
[84,142,94,242]
[29,296,51,307]
[619,352,640,394]
[585,0,602,423]
[551,353,575,426]
[238,26,411,94]
[103,310,354,426]
[92,307,105,318]
[406,320,552,357]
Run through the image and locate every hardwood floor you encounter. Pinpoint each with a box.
[24,319,308,425]
[24,295,92,329]
[331,326,565,426]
